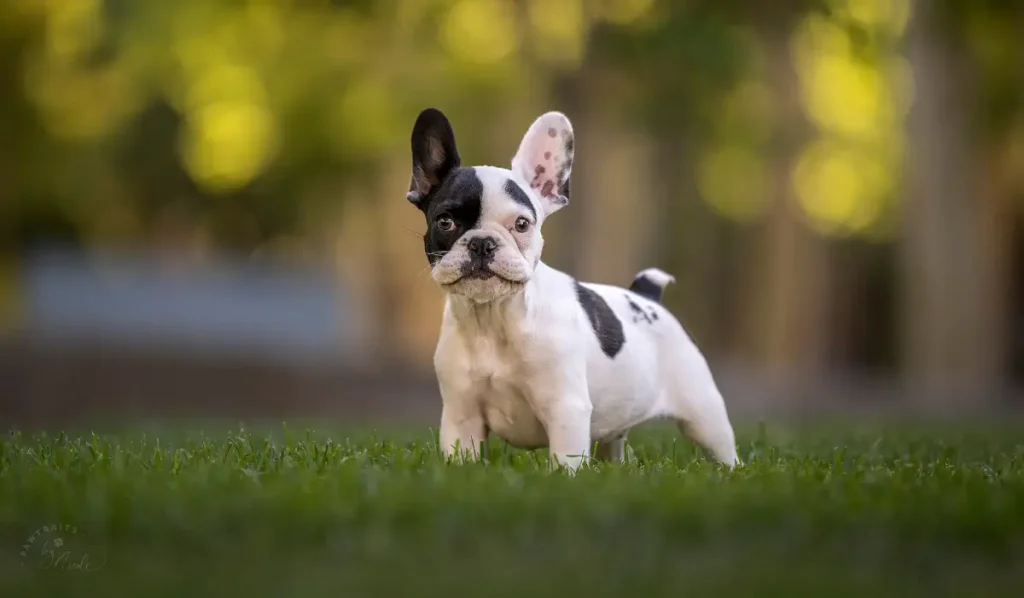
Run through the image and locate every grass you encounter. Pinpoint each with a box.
[1,420,1022,597]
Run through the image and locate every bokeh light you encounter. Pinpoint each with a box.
[527,0,587,68]
[789,0,912,237]
[698,145,769,223]
[441,0,520,66]
[2,0,1022,401]
[329,78,401,159]
[179,100,277,194]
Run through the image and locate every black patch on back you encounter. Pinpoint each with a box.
[575,282,625,358]
[626,296,653,324]
[629,274,665,302]
[503,178,536,220]
[418,168,484,265]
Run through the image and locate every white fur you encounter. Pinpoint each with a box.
[635,267,676,287]
[511,111,573,215]
[426,112,740,473]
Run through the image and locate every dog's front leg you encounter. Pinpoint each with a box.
[435,339,487,463]
[438,404,486,463]
[437,366,487,463]
[531,377,592,473]
[545,399,592,473]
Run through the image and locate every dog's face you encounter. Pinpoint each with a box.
[406,108,574,303]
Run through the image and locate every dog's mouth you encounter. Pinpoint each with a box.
[442,262,525,286]
[463,264,497,280]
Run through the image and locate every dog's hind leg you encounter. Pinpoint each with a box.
[675,409,739,467]
[594,433,627,463]
[662,346,740,467]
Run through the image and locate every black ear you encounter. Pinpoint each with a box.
[407,108,460,207]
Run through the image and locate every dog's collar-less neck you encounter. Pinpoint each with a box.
[448,289,528,332]
[445,265,552,337]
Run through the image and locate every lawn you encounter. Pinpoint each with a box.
[1,420,1022,597]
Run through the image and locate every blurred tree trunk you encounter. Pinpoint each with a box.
[338,155,448,369]
[340,175,409,365]
[547,71,587,276]
[900,2,1011,397]
[572,68,654,287]
[975,149,1016,390]
[738,28,831,386]
[648,131,724,353]
[544,66,659,290]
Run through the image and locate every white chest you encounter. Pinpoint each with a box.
[466,337,548,449]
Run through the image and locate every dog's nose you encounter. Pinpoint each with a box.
[467,236,498,259]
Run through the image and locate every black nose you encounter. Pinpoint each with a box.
[467,236,498,259]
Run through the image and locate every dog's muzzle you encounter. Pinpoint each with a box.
[460,235,499,280]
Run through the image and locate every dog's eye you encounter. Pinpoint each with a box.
[514,217,530,233]
[436,216,455,232]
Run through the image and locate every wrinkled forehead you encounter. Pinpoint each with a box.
[473,166,539,222]
[423,166,539,224]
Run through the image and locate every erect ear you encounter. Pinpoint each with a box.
[407,108,460,208]
[511,111,574,216]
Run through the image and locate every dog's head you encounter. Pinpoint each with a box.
[406,108,574,303]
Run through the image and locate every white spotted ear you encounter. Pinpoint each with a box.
[511,111,574,217]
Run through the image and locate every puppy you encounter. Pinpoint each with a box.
[406,108,740,471]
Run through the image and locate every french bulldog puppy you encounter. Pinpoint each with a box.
[406,108,740,472]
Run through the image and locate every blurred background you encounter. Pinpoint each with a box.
[1,0,1023,428]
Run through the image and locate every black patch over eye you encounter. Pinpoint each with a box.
[436,215,455,231]
[514,217,530,233]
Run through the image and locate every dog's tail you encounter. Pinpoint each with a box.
[629,268,676,303]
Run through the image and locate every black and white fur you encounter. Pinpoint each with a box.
[407,108,739,471]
